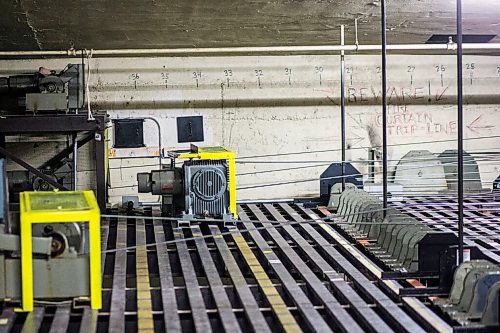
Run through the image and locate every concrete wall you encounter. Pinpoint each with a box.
[1,54,499,204]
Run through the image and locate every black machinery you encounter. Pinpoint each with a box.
[319,162,363,205]
[0,64,91,203]
[0,64,84,114]
[333,187,459,278]
[327,186,500,329]
[495,176,500,191]
[434,260,500,328]
[6,142,79,203]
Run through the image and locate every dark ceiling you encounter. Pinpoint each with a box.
[0,0,499,51]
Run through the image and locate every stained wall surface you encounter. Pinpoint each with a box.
[1,54,499,203]
[2,0,499,50]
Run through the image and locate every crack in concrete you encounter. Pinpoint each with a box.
[16,0,43,50]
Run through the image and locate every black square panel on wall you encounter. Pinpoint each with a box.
[113,119,145,148]
[177,116,204,143]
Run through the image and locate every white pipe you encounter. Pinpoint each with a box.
[0,50,71,56]
[1,43,500,57]
[464,43,500,49]
[139,201,162,207]
[354,19,360,49]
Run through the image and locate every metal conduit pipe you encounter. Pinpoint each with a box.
[115,116,163,169]
[1,43,500,57]
[138,202,162,207]
[112,116,163,204]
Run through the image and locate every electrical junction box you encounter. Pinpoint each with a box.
[113,119,145,148]
[177,116,204,143]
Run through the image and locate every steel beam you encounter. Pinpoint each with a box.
[0,146,68,191]
[95,129,107,211]
[0,114,106,133]
[456,0,465,264]
[381,0,389,212]
[340,25,346,191]
[0,134,5,159]
[39,133,94,170]
[0,114,108,211]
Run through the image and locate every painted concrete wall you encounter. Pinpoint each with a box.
[1,54,499,204]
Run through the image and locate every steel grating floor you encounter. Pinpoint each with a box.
[392,195,500,264]
[2,200,498,333]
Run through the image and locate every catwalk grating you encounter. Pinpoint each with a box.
[3,201,491,333]
[391,195,500,264]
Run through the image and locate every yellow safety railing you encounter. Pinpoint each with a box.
[17,190,101,312]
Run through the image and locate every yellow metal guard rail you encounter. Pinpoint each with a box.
[18,190,101,312]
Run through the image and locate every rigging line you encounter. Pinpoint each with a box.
[237,165,495,178]
[108,170,494,190]
[107,163,497,190]
[390,203,500,211]
[99,218,404,254]
[236,158,500,165]
[99,214,485,255]
[114,191,500,206]
[100,199,498,254]
[237,163,333,176]
[236,152,500,165]
[237,158,500,190]
[105,157,497,186]
[238,168,498,180]
[250,154,500,179]
[237,150,500,164]
[107,149,500,169]
[236,134,500,160]
[389,209,500,215]
[102,189,498,224]
[103,151,500,192]
[104,156,500,175]
[396,193,498,198]
[105,148,500,180]
[102,209,500,222]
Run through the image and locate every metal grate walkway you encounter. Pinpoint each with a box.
[0,202,462,332]
[392,196,500,264]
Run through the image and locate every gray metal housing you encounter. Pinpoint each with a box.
[438,150,482,191]
[183,160,229,218]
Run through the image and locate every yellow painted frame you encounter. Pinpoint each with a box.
[18,190,101,312]
[177,147,237,219]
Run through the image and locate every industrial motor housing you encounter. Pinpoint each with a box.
[137,146,236,220]
[183,159,229,218]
